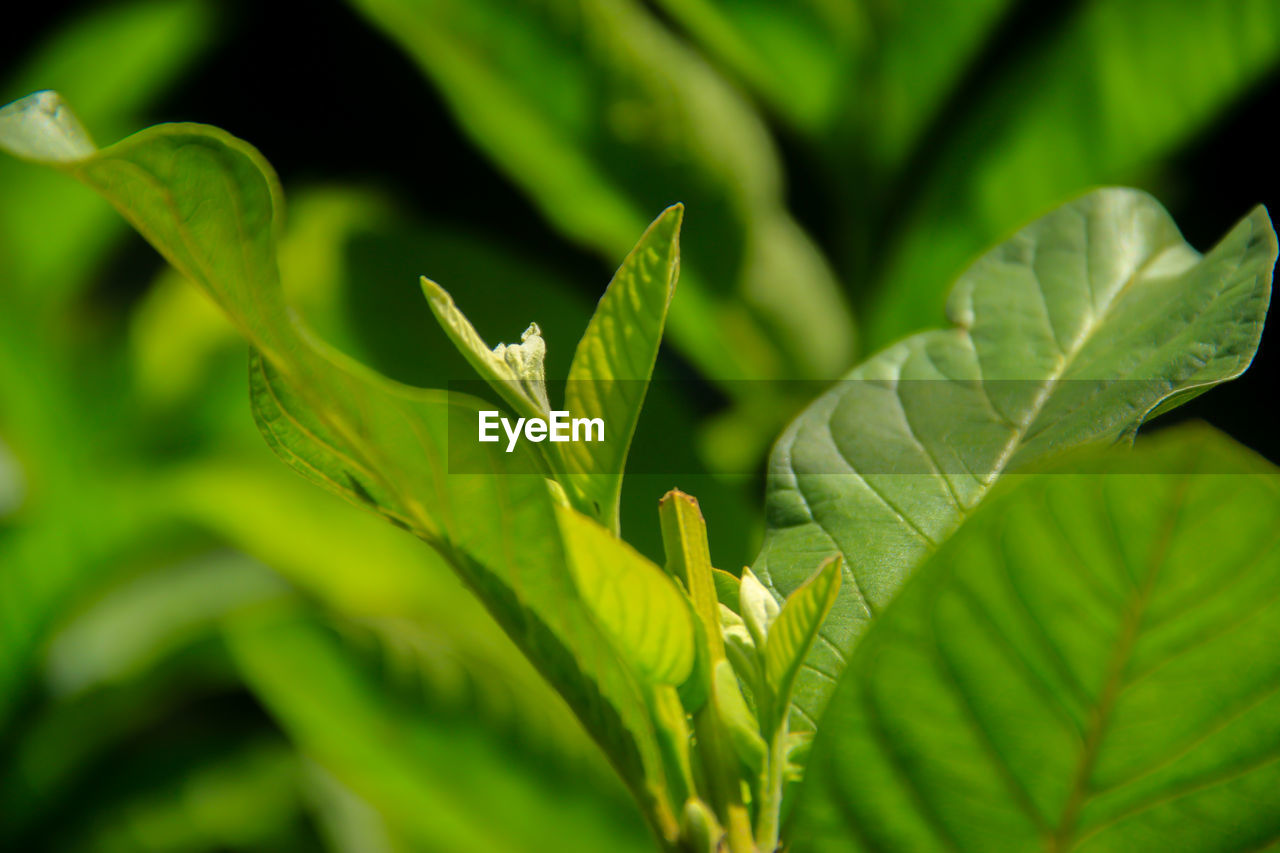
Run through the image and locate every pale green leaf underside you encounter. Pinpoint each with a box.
[0,94,681,831]
[756,189,1276,731]
[792,427,1280,852]
[564,203,681,530]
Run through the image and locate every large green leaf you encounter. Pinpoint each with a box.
[165,456,617,769]
[226,603,652,853]
[867,0,1280,347]
[755,189,1276,731]
[0,96,684,837]
[791,427,1280,851]
[346,0,854,382]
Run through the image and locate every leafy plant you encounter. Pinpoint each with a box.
[2,78,1277,853]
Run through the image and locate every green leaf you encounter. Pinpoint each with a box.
[345,0,854,382]
[0,98,685,836]
[563,203,682,531]
[659,489,726,662]
[0,0,214,301]
[556,504,696,686]
[227,603,652,853]
[421,278,551,420]
[712,659,767,775]
[764,555,840,730]
[648,0,864,132]
[652,0,1011,168]
[791,427,1280,851]
[867,0,1280,348]
[755,189,1276,731]
[165,457,613,761]
[850,0,1013,172]
[712,568,741,613]
[739,567,779,650]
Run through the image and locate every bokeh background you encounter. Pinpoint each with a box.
[2,1,1278,850]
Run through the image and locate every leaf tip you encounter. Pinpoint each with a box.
[0,90,97,163]
[658,489,703,521]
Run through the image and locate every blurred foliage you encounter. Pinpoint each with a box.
[1,0,1278,851]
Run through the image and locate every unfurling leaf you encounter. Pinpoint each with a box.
[421,278,550,418]
[740,567,779,649]
[764,555,841,731]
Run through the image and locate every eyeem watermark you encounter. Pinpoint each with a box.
[479,410,605,452]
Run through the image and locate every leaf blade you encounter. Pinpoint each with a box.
[0,101,684,834]
[790,427,1280,851]
[756,189,1277,730]
[557,504,696,686]
[764,555,841,730]
[564,203,682,530]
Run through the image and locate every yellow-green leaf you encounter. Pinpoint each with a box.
[557,504,696,686]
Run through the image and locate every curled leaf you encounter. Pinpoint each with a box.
[739,567,779,649]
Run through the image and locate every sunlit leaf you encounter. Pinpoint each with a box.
[792,428,1280,851]
[557,505,696,686]
[563,203,682,530]
[0,98,685,834]
[756,189,1276,731]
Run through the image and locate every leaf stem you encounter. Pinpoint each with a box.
[755,721,788,852]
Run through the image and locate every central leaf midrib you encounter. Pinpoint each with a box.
[978,235,1189,490]
[1049,469,1194,851]
[817,234,1188,622]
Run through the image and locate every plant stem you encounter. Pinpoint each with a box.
[755,722,788,852]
